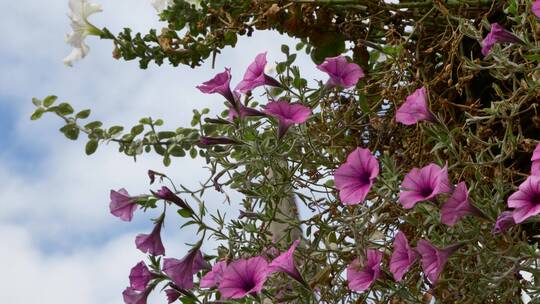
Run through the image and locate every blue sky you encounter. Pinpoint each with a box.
[0,1,323,303]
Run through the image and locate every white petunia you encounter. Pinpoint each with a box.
[63,0,103,67]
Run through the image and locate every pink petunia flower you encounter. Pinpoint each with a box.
[164,288,181,303]
[263,100,312,138]
[135,218,165,256]
[129,261,155,291]
[218,256,269,299]
[235,52,281,93]
[395,87,435,125]
[152,186,191,211]
[508,175,540,223]
[346,249,382,292]
[109,188,138,222]
[267,240,303,283]
[197,68,236,105]
[481,23,523,57]
[416,240,461,284]
[399,163,452,209]
[492,211,516,234]
[334,147,379,205]
[316,55,364,88]
[389,231,418,282]
[163,249,208,290]
[534,0,540,19]
[531,143,540,176]
[200,260,228,288]
[122,287,151,304]
[440,182,484,226]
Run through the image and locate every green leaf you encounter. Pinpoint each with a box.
[158,131,176,139]
[281,44,290,55]
[30,108,45,120]
[76,109,91,119]
[108,126,124,135]
[163,155,171,166]
[85,139,99,155]
[59,124,80,140]
[43,95,58,107]
[32,98,42,107]
[56,102,74,115]
[178,209,193,218]
[85,121,103,130]
[131,124,144,136]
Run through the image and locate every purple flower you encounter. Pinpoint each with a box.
[135,219,165,256]
[267,240,303,282]
[316,55,364,88]
[399,163,452,209]
[164,288,181,303]
[218,256,269,299]
[163,249,208,289]
[152,186,191,211]
[198,136,240,146]
[389,231,417,282]
[197,68,236,105]
[346,249,382,292]
[200,260,228,288]
[534,0,540,19]
[508,175,540,223]
[492,211,516,234]
[235,52,281,93]
[481,23,524,57]
[129,261,155,291]
[228,103,265,121]
[416,240,461,284]
[440,182,484,226]
[395,87,434,125]
[122,287,151,304]
[263,100,312,138]
[109,188,138,222]
[334,147,379,205]
[531,143,540,176]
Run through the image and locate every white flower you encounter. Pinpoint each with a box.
[63,0,103,67]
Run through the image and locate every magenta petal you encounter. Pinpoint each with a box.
[196,68,235,104]
[416,240,459,284]
[399,163,451,209]
[441,182,482,226]
[200,260,228,288]
[135,222,165,256]
[163,249,207,290]
[164,289,181,304]
[110,188,138,222]
[534,0,540,19]
[122,287,150,304]
[264,100,312,138]
[389,231,417,282]
[346,249,382,292]
[395,87,434,125]
[129,261,155,291]
[508,175,540,223]
[218,257,269,299]
[267,240,302,282]
[492,211,516,234]
[317,55,364,88]
[334,147,379,205]
[235,52,280,93]
[481,23,523,56]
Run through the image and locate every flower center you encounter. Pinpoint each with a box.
[420,185,434,198]
[358,172,372,185]
[243,279,256,292]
